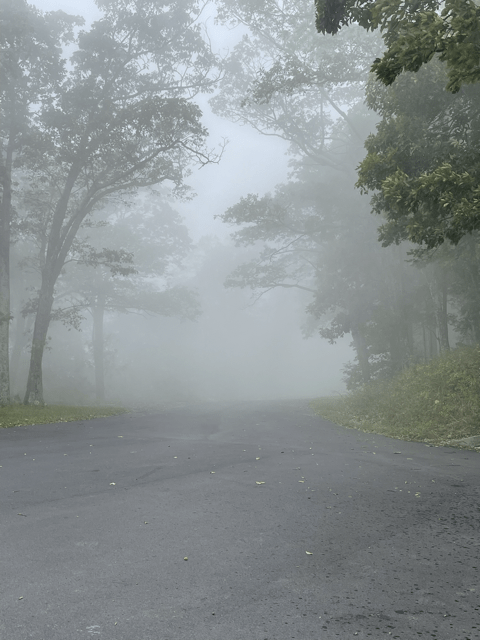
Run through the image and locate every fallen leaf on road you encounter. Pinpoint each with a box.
[18,596,23,600]
[298,480,305,483]
[117,436,123,438]
[210,471,215,474]
[17,513,27,517]
[184,557,188,560]
[306,551,313,555]
[109,483,116,485]
[255,481,265,485]
[256,457,260,460]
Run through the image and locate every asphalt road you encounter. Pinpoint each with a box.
[1,399,479,640]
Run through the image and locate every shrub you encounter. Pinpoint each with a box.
[312,346,480,445]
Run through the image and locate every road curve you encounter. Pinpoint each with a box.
[1,399,479,640]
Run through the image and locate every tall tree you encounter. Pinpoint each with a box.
[315,0,480,92]
[219,155,426,385]
[212,0,391,382]
[0,0,80,404]
[20,0,221,404]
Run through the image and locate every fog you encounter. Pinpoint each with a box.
[2,0,362,408]
[12,228,352,406]
[8,0,464,409]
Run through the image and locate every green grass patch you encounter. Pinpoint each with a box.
[0,405,128,429]
[311,346,480,450]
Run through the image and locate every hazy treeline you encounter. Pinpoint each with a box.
[212,0,480,389]
[1,0,480,405]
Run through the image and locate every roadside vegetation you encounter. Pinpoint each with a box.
[0,405,127,429]
[312,346,480,450]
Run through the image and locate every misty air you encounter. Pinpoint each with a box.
[1,0,479,638]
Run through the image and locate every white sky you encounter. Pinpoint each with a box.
[31,0,291,241]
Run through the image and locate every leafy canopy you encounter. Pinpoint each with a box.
[213,0,383,173]
[357,59,480,248]
[315,0,480,92]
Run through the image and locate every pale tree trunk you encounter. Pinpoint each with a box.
[388,332,403,374]
[435,269,450,353]
[429,325,439,360]
[0,130,14,405]
[351,325,370,384]
[9,312,33,398]
[466,236,480,343]
[395,244,415,365]
[23,282,55,405]
[422,321,428,363]
[422,297,438,362]
[425,265,449,356]
[0,253,10,406]
[92,293,106,404]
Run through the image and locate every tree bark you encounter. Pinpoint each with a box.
[23,282,55,405]
[92,293,106,404]
[424,265,449,356]
[428,325,439,360]
[23,162,84,405]
[435,268,450,353]
[395,244,414,367]
[421,320,428,363]
[0,128,14,405]
[466,236,480,343]
[9,311,31,398]
[351,325,370,384]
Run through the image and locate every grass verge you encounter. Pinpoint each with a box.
[311,346,480,451]
[0,405,128,429]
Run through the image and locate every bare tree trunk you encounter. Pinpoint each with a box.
[22,162,85,405]
[0,130,14,405]
[422,321,428,363]
[10,311,27,398]
[395,244,415,365]
[351,325,370,384]
[435,269,450,352]
[425,265,449,356]
[429,326,438,359]
[388,332,403,374]
[92,293,106,404]
[466,236,480,343]
[0,246,10,406]
[23,283,55,405]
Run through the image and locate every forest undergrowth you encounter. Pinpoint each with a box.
[0,405,127,429]
[312,346,480,451]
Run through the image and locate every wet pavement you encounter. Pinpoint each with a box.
[1,399,479,640]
